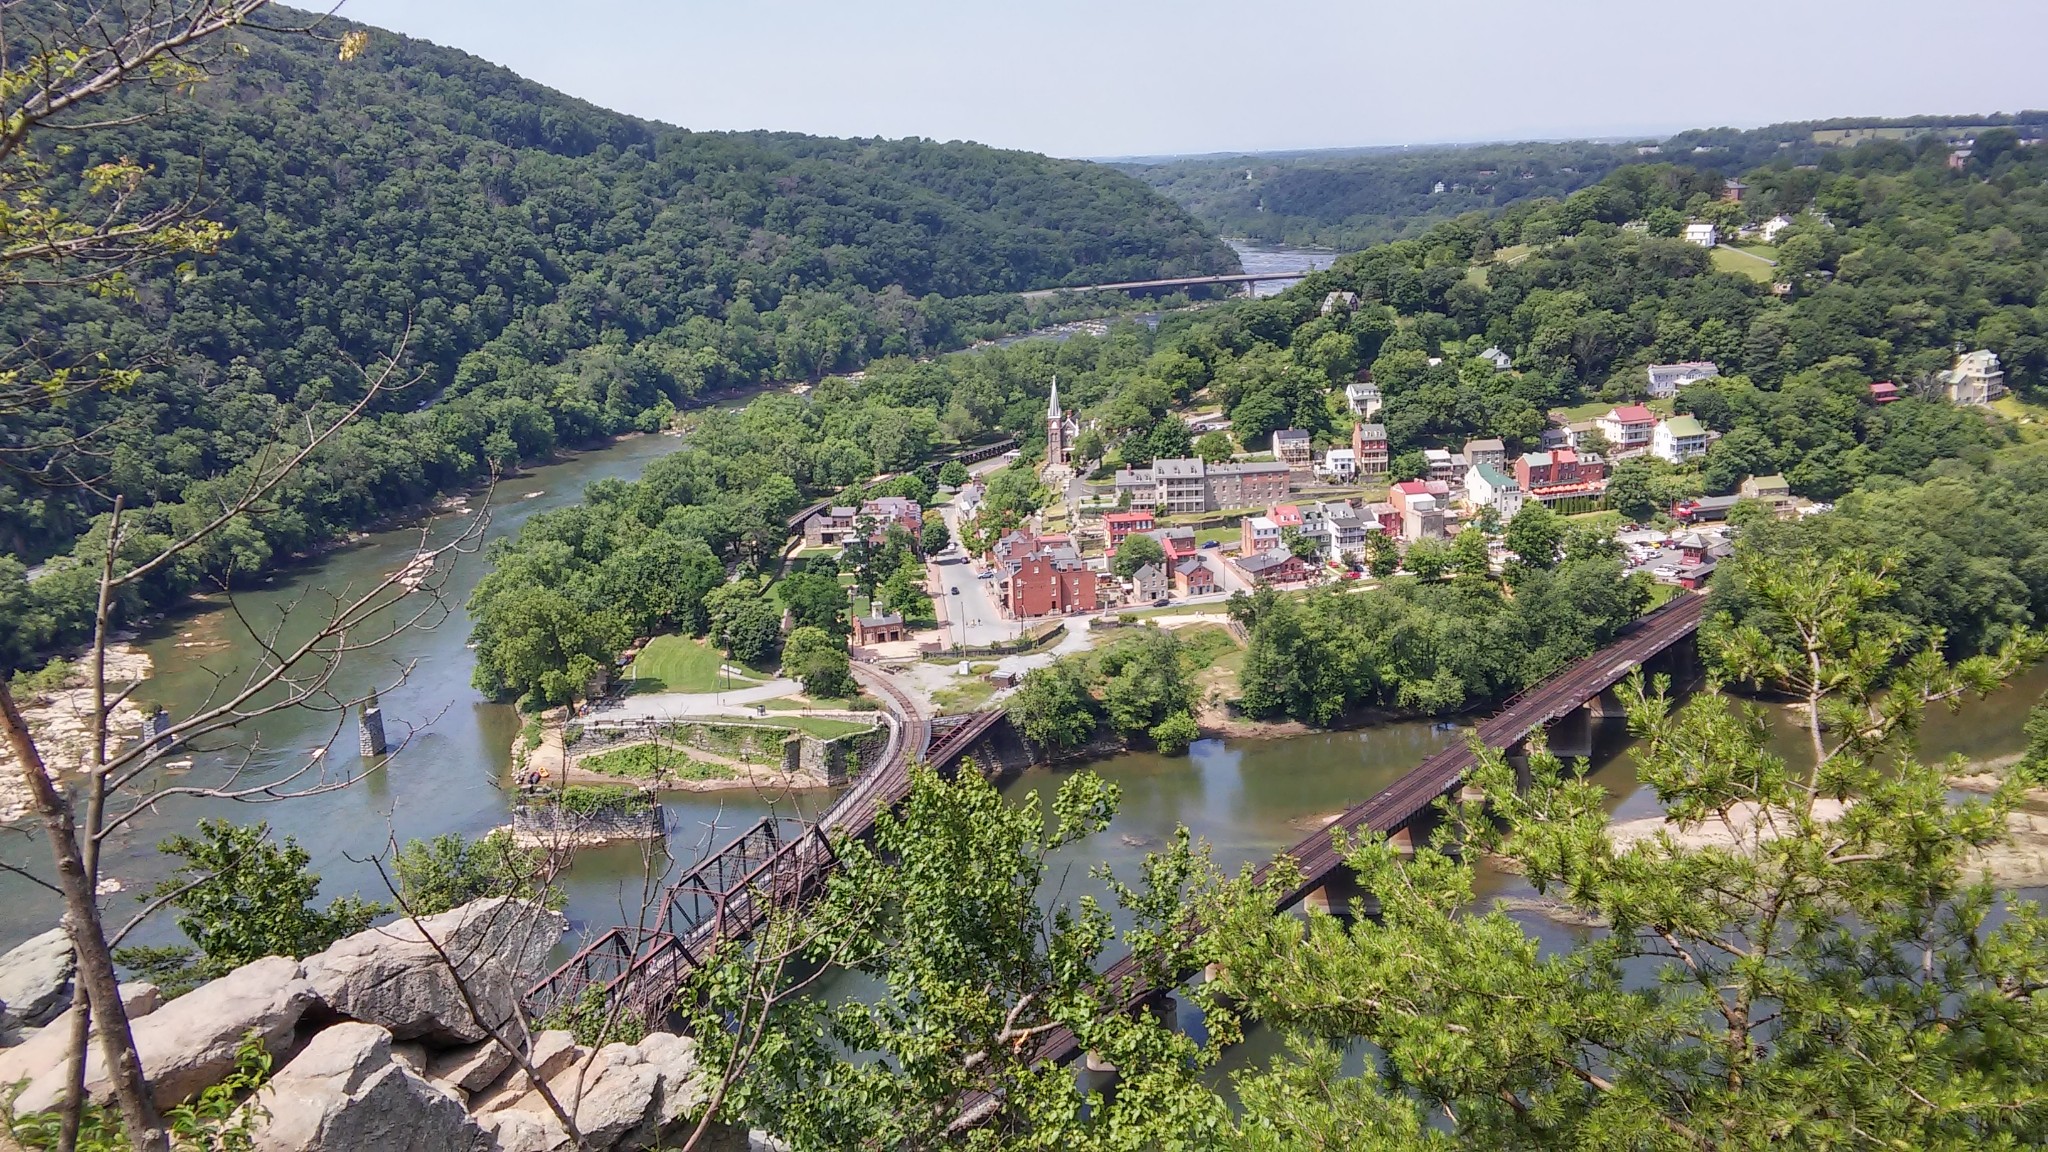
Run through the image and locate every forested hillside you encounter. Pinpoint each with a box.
[1125,113,2048,247]
[0,6,1231,672]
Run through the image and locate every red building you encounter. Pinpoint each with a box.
[998,551,1099,618]
[1869,381,1899,404]
[1103,510,1156,551]
[1173,558,1221,597]
[1388,479,1450,516]
[1149,526,1197,564]
[1515,449,1608,503]
[1233,550,1315,586]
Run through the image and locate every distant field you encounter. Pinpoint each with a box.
[1710,246,1776,282]
[628,635,759,694]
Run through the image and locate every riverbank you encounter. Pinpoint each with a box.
[0,643,152,824]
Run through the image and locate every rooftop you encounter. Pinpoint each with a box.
[1661,414,1706,438]
[1608,404,1657,424]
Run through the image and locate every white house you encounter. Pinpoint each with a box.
[1318,448,1357,481]
[1760,215,1795,243]
[1344,379,1383,417]
[1465,462,1525,520]
[1940,349,2007,406]
[1683,222,1718,248]
[1646,361,1720,398]
[1478,345,1513,371]
[1651,414,1710,463]
[1596,404,1658,452]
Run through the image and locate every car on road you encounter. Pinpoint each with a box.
[1152,597,1170,607]
[950,587,960,595]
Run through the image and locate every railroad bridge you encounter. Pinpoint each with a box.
[1018,591,1709,1070]
[527,593,1707,1062]
[1019,270,1311,302]
[523,662,1011,1027]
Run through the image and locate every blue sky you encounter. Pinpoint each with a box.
[342,0,2048,158]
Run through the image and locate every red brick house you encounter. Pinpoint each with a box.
[852,613,905,646]
[998,552,1099,618]
[1173,558,1220,597]
[1515,449,1608,503]
[1103,510,1156,551]
[1233,550,1314,586]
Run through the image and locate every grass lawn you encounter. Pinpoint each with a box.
[576,743,736,782]
[931,678,999,716]
[1645,582,1688,609]
[1570,509,1627,532]
[1991,395,2048,441]
[628,635,760,694]
[760,695,855,712]
[1710,246,1776,283]
[1192,526,1239,548]
[773,715,877,738]
[1121,602,1229,620]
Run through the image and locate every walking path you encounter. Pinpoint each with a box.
[582,679,801,722]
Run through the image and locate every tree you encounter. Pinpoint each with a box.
[1504,501,1565,568]
[1449,527,1491,578]
[680,766,1222,1147]
[1112,531,1166,580]
[1402,537,1451,581]
[112,821,387,998]
[777,569,848,637]
[706,581,782,667]
[781,626,856,699]
[1150,709,1201,755]
[1283,527,1324,562]
[1365,532,1400,578]
[1194,430,1235,463]
[1071,426,1104,466]
[1203,550,2048,1148]
[1605,458,1660,521]
[936,460,970,487]
[392,832,554,918]
[1096,631,1193,737]
[918,515,950,556]
[1005,662,1099,751]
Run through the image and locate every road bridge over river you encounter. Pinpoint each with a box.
[1019,270,1311,301]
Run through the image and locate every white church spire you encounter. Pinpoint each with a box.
[1047,375,1060,420]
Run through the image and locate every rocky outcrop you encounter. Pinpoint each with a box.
[2,955,315,1113]
[302,898,566,1047]
[0,928,75,1034]
[0,900,742,1152]
[244,1022,491,1152]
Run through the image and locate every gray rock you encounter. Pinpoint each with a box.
[426,1030,520,1096]
[469,1031,584,1117]
[567,1044,660,1151]
[0,982,159,1073]
[2,957,314,1113]
[476,1109,570,1152]
[0,928,74,1031]
[245,1021,491,1152]
[303,899,564,1047]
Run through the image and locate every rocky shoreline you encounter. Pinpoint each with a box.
[0,642,152,825]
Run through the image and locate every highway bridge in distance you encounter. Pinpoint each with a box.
[1020,270,1311,301]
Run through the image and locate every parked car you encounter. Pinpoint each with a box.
[1201,540,1221,549]
[1152,597,1170,607]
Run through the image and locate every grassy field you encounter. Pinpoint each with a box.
[748,715,876,739]
[760,695,856,712]
[628,635,760,693]
[576,743,736,782]
[1991,395,2048,441]
[1645,582,1688,609]
[1710,246,1777,283]
[931,677,999,715]
[1192,527,1238,548]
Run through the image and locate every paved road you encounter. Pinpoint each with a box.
[583,679,801,722]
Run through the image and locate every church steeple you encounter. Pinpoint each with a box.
[1045,376,1068,466]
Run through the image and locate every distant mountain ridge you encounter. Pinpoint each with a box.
[1122,112,2048,248]
[0,5,1234,562]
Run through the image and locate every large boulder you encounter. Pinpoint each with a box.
[472,1032,741,1152]
[0,983,161,1088]
[302,899,565,1047]
[245,1021,491,1152]
[1,957,313,1114]
[0,928,75,1032]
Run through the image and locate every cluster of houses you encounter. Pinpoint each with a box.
[802,495,924,549]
